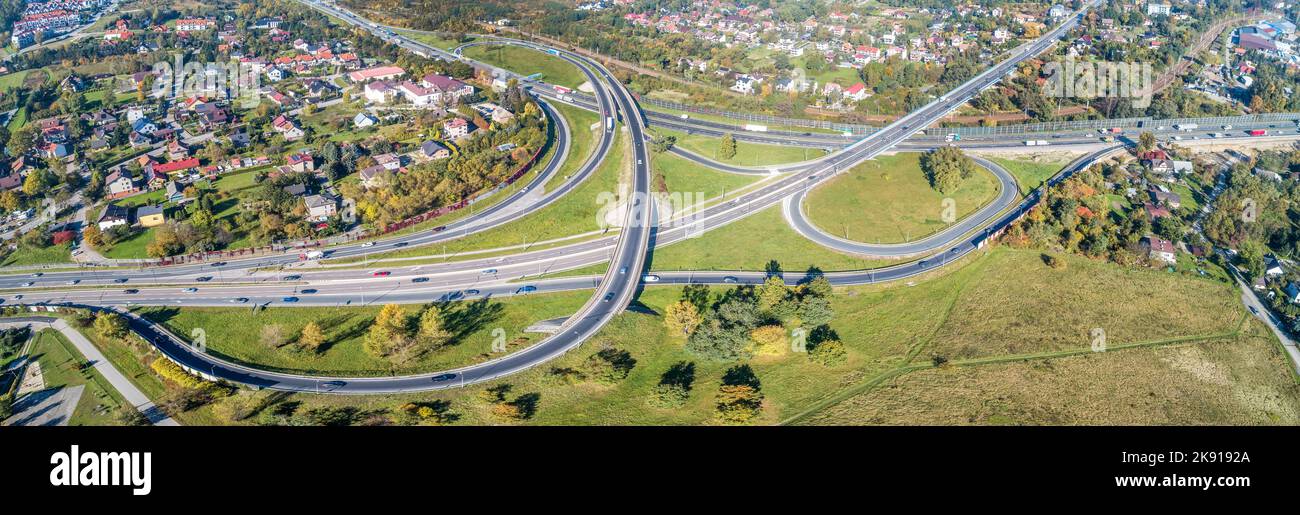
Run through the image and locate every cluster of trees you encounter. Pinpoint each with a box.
[478,383,539,421]
[364,303,454,364]
[1001,162,1172,265]
[669,273,841,365]
[545,347,637,386]
[714,365,764,424]
[1202,150,1300,254]
[919,146,977,194]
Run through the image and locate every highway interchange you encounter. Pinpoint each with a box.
[2,0,1282,393]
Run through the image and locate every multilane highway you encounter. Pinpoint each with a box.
[2,0,1156,393]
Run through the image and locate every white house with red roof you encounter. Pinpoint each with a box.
[844,82,871,101]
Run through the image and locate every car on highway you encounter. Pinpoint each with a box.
[211,262,226,267]
[722,276,738,283]
[643,274,660,282]
[361,241,375,248]
[411,277,429,283]
[481,269,497,275]
[465,289,480,296]
[12,294,21,299]
[603,292,615,302]
[114,278,129,283]
[300,289,318,294]
[231,297,249,303]
[123,289,138,294]
[516,285,537,294]
[66,279,79,285]
[21,281,34,287]
[619,266,628,274]
[393,242,408,248]
[31,272,42,277]
[282,296,300,303]
[184,287,199,293]
[372,271,391,277]
[195,276,213,282]
[281,275,301,281]
[431,373,457,382]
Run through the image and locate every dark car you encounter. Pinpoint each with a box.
[282,296,300,303]
[431,373,457,382]
[211,262,226,267]
[300,289,318,294]
[464,289,481,296]
[515,285,537,294]
[411,277,429,283]
[602,292,614,302]
[433,226,447,232]
[393,242,408,248]
[114,278,129,283]
[281,275,301,281]
[123,289,139,294]
[195,276,213,282]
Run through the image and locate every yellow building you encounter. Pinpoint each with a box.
[137,205,166,227]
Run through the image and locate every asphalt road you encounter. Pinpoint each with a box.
[0,0,1130,393]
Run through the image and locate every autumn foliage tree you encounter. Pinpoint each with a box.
[664,300,702,337]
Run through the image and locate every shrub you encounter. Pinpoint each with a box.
[150,357,208,389]
[581,348,636,384]
[808,338,847,366]
[715,384,763,424]
[541,367,585,386]
[647,382,690,409]
[750,325,789,356]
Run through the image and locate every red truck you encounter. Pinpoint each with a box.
[1247,129,1267,136]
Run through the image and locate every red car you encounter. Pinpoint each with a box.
[372,271,391,277]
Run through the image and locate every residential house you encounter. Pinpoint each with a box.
[97,204,130,230]
[136,205,165,227]
[374,153,401,171]
[443,117,472,139]
[287,153,314,173]
[420,141,450,160]
[271,115,305,141]
[105,171,139,198]
[358,165,388,189]
[353,112,378,128]
[1144,236,1176,265]
[303,194,337,221]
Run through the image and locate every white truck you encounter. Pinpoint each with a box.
[305,250,325,260]
[743,123,768,132]
[1173,123,1198,131]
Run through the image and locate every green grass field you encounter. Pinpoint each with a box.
[101,227,156,260]
[649,205,893,272]
[136,290,593,377]
[651,150,761,201]
[655,127,829,166]
[987,156,1070,195]
[25,329,130,426]
[545,103,600,193]
[463,45,587,90]
[804,153,1000,244]
[1,243,72,267]
[185,246,1277,426]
